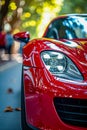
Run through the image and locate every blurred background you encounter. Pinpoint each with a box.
[0,0,87,58]
[0,0,87,38]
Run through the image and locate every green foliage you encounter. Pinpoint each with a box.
[20,0,63,38]
[59,0,87,14]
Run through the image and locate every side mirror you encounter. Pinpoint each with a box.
[13,31,30,43]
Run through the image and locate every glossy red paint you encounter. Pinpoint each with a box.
[23,37,87,130]
[13,14,87,130]
[13,31,30,43]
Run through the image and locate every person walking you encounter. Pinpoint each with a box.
[4,23,14,60]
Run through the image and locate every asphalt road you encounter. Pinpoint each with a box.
[0,61,22,130]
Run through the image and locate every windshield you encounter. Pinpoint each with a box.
[44,16,87,40]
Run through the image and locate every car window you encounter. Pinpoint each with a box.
[44,16,87,40]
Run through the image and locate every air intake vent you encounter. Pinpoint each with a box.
[54,98,87,127]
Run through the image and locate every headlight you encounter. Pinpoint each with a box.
[41,51,83,81]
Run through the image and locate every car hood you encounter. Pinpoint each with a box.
[61,39,87,65]
[59,39,87,62]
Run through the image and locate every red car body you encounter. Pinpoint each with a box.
[14,14,87,130]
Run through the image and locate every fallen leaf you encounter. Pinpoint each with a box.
[7,88,13,94]
[15,107,21,111]
[4,106,13,112]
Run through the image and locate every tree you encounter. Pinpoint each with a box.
[0,0,63,38]
[0,0,11,28]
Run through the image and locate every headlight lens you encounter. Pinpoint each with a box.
[41,51,83,81]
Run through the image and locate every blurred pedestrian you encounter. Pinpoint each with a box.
[4,23,14,60]
[0,27,6,60]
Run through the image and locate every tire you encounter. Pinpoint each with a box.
[21,67,39,130]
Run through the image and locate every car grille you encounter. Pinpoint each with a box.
[54,97,87,127]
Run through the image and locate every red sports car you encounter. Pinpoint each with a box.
[14,14,87,130]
